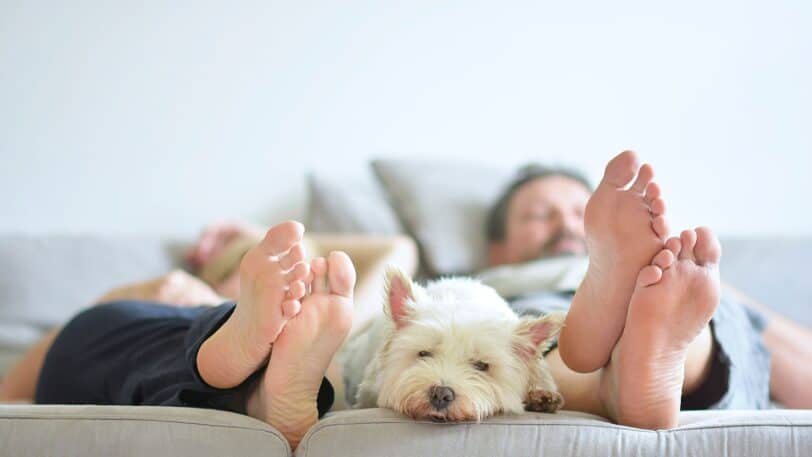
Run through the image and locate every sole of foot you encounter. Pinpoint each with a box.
[599,227,721,429]
[253,251,355,450]
[196,220,312,389]
[559,150,670,373]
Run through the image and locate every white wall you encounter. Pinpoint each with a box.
[2,1,810,238]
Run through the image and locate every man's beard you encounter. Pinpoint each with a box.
[535,229,587,260]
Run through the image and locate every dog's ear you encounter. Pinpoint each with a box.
[383,265,416,329]
[512,312,565,360]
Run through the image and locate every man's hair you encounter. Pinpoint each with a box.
[485,164,593,242]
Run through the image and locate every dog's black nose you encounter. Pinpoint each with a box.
[429,385,455,410]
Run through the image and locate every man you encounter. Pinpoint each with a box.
[482,150,812,428]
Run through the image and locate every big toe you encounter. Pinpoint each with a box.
[327,251,356,298]
[693,227,721,266]
[260,221,305,256]
[601,150,640,188]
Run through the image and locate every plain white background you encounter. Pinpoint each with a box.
[1,1,810,238]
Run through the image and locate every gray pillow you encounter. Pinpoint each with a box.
[0,235,181,352]
[306,170,404,235]
[0,198,397,377]
[372,159,512,276]
[720,237,812,328]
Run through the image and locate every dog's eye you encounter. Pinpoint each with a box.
[473,361,489,371]
[418,350,432,358]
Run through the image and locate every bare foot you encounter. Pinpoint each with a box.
[599,228,721,429]
[247,252,354,450]
[559,150,669,372]
[196,221,311,389]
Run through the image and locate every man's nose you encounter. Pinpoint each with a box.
[429,385,455,410]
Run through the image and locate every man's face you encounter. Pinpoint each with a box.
[489,175,591,266]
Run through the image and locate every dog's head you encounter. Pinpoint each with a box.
[374,267,562,422]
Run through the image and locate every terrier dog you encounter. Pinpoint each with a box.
[351,267,565,422]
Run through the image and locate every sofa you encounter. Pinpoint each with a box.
[2,160,811,456]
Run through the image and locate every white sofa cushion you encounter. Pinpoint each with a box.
[297,408,812,457]
[0,404,289,457]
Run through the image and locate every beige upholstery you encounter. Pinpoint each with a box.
[297,409,812,457]
[0,405,289,457]
[2,405,810,457]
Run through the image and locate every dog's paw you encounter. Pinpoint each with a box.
[524,389,564,413]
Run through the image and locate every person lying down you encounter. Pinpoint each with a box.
[2,151,810,451]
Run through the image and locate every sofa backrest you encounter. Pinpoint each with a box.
[0,235,184,375]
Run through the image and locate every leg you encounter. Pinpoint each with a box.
[2,268,226,402]
[559,150,670,373]
[0,327,61,402]
[546,323,716,420]
[764,320,812,408]
[722,283,812,408]
[245,252,355,450]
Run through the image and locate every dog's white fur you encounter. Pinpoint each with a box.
[353,267,565,422]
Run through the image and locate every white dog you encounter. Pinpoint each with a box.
[348,267,565,422]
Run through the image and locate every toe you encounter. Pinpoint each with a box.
[327,251,356,298]
[649,198,666,216]
[665,236,681,257]
[693,227,722,266]
[679,230,697,261]
[631,164,654,193]
[310,257,328,294]
[285,262,310,282]
[601,150,640,188]
[651,248,675,269]
[287,280,307,301]
[643,181,661,204]
[637,265,663,287]
[281,299,302,318]
[279,244,305,270]
[260,221,305,256]
[652,215,669,239]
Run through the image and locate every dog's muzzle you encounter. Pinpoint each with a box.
[429,385,455,411]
